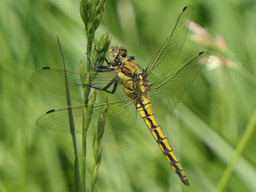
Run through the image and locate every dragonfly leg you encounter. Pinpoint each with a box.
[94,49,113,66]
[105,58,112,66]
[87,54,114,72]
[89,78,118,94]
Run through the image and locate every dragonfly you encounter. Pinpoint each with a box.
[32,5,208,186]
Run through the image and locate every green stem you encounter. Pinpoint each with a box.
[216,111,256,192]
[87,38,93,71]
[79,1,108,191]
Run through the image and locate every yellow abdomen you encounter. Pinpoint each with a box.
[136,96,190,186]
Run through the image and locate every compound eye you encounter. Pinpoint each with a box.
[119,47,127,57]
[108,46,119,63]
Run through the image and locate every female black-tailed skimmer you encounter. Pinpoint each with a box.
[32,5,208,186]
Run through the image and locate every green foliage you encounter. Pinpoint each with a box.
[1,0,256,192]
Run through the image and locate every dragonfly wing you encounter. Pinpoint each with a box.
[32,67,117,102]
[36,96,136,135]
[33,67,138,135]
[150,52,209,116]
[146,5,193,82]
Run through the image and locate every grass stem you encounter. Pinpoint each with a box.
[216,111,256,192]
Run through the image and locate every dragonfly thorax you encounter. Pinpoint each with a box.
[108,46,150,101]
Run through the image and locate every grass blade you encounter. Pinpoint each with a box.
[57,36,82,192]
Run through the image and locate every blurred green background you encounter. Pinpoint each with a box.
[1,0,256,191]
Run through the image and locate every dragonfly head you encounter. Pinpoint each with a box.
[109,46,128,65]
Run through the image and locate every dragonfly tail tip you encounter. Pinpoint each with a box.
[183,179,190,187]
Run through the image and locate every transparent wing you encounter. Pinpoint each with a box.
[33,66,138,135]
[150,52,209,116]
[36,94,136,135]
[32,67,118,102]
[146,5,193,82]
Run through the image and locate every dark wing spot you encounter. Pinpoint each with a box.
[46,109,55,114]
[183,6,187,11]
[199,51,204,55]
[42,67,50,69]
